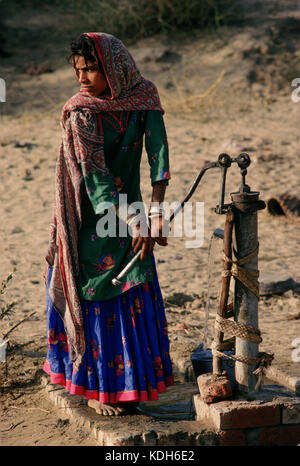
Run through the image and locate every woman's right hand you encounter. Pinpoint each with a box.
[131,222,155,261]
[149,215,168,247]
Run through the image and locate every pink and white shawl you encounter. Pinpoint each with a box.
[44,32,164,368]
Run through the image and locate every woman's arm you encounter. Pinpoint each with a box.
[132,109,171,259]
[151,179,167,203]
[131,179,169,260]
[149,180,168,246]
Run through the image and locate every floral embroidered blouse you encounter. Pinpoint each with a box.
[77,109,170,301]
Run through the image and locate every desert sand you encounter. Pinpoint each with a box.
[0,0,299,445]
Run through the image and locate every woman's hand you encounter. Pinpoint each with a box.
[129,175,170,260]
[150,180,169,247]
[131,222,155,261]
[149,215,168,246]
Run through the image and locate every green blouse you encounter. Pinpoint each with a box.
[77,110,170,301]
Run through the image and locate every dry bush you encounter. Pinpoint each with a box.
[160,70,226,114]
[66,0,242,41]
[0,271,17,322]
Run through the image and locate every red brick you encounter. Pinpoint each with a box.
[194,432,219,446]
[194,395,281,430]
[259,425,300,446]
[213,402,281,430]
[219,429,247,446]
[142,431,157,446]
[258,427,280,446]
[282,401,300,424]
[157,434,177,446]
[197,373,232,403]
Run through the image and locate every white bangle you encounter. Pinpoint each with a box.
[127,213,139,227]
[149,205,165,214]
[115,206,142,226]
[148,212,164,219]
[127,213,148,227]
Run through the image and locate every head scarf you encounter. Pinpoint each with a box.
[44,33,164,368]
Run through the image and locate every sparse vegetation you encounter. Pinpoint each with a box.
[0,0,243,44]
[0,270,17,322]
[66,0,242,41]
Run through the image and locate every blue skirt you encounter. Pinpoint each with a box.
[43,255,174,403]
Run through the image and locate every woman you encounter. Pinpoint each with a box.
[43,32,173,416]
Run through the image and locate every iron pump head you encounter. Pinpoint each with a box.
[235,153,251,193]
[230,153,266,213]
[215,152,254,215]
[215,152,244,215]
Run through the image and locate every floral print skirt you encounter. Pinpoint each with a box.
[43,255,174,403]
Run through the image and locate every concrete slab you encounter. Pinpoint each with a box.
[41,352,300,446]
[41,374,218,446]
[265,366,300,395]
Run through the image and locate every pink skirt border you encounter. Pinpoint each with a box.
[43,360,174,403]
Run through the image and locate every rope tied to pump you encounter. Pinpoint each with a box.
[212,340,274,391]
[212,243,274,389]
[222,245,260,299]
[215,314,262,344]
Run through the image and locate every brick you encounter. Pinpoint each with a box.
[94,427,105,445]
[157,431,189,446]
[193,395,281,430]
[197,373,232,403]
[193,393,211,422]
[216,403,280,430]
[244,427,261,446]
[174,432,189,445]
[194,432,219,446]
[104,432,136,446]
[157,434,177,446]
[258,427,280,446]
[142,431,158,446]
[279,425,300,446]
[219,429,247,446]
[259,425,300,446]
[282,401,300,424]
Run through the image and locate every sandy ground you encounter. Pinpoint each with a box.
[0,0,300,446]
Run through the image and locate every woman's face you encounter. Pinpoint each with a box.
[73,55,108,97]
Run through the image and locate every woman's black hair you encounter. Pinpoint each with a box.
[68,34,105,75]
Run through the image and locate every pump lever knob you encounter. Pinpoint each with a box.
[236,153,251,169]
[218,153,232,168]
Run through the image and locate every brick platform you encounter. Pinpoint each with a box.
[42,372,300,446]
[193,385,300,446]
[41,375,218,446]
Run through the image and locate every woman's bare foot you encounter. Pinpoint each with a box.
[88,399,125,416]
[88,399,139,416]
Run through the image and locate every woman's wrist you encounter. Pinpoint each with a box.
[151,180,167,204]
[149,204,165,218]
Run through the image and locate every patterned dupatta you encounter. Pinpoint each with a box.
[44,32,164,368]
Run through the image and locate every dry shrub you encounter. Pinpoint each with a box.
[0,271,17,322]
[159,70,226,116]
[67,0,242,41]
